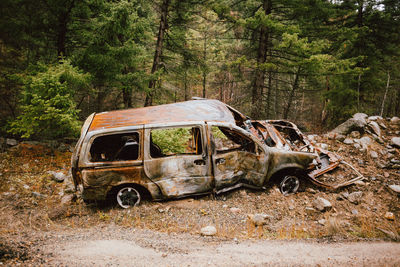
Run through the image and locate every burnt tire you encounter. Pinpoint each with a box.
[279,175,300,196]
[116,186,141,208]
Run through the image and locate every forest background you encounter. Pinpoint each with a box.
[0,0,399,140]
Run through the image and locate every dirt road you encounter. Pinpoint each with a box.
[33,226,399,266]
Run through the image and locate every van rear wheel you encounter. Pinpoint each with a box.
[116,186,141,208]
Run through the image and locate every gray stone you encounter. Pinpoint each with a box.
[368,115,383,121]
[32,192,47,198]
[48,171,66,183]
[350,131,361,139]
[390,117,400,125]
[379,122,387,129]
[248,213,273,226]
[61,194,76,205]
[353,143,361,149]
[331,117,366,136]
[305,207,317,215]
[313,197,332,212]
[200,225,217,236]
[6,138,18,146]
[368,121,381,137]
[318,143,328,150]
[388,185,400,193]
[370,151,378,159]
[359,136,372,149]
[347,191,363,204]
[390,137,400,148]
[343,138,354,145]
[318,219,326,225]
[335,134,346,142]
[353,113,368,122]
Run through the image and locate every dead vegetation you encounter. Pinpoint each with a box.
[0,117,399,264]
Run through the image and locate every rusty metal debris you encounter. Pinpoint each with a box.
[251,120,363,190]
[71,99,361,208]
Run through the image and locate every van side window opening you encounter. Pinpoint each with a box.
[150,127,202,158]
[89,132,139,162]
[211,126,256,154]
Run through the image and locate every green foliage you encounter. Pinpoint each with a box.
[151,127,192,155]
[7,61,90,139]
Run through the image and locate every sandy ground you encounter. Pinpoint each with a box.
[33,226,399,266]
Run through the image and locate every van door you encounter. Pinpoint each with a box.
[143,124,213,198]
[208,124,268,192]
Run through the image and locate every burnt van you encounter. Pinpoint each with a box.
[71,99,317,208]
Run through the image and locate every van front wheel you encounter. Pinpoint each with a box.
[116,186,141,208]
[279,175,300,196]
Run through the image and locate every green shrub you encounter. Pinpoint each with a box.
[8,61,89,139]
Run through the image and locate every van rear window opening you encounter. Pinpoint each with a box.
[90,132,139,162]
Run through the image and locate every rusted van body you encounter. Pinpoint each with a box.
[71,99,316,208]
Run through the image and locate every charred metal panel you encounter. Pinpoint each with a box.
[89,100,236,132]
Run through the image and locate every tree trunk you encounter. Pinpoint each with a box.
[283,66,300,120]
[57,0,75,59]
[251,0,272,119]
[144,0,170,106]
[380,71,390,117]
[123,88,132,108]
[202,34,207,98]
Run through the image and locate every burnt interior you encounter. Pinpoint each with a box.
[90,132,139,161]
[213,126,256,154]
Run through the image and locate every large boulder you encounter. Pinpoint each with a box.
[330,113,368,135]
[313,197,332,212]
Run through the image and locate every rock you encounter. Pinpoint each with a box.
[331,116,366,136]
[248,213,273,226]
[390,137,400,148]
[359,136,372,149]
[370,151,378,159]
[390,116,400,125]
[343,138,354,145]
[368,121,381,137]
[337,191,349,200]
[48,171,66,183]
[335,134,346,142]
[389,185,400,193]
[350,131,361,139]
[306,188,317,194]
[318,143,328,150]
[230,207,241,213]
[384,172,390,178]
[32,192,47,198]
[351,209,359,215]
[200,225,217,236]
[313,197,332,212]
[353,143,361,150]
[353,113,368,122]
[379,122,387,129]
[347,191,363,204]
[61,194,76,205]
[305,207,317,216]
[358,159,364,165]
[6,138,18,146]
[368,116,383,121]
[318,219,326,225]
[384,212,395,221]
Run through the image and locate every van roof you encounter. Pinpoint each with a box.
[88,99,238,132]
